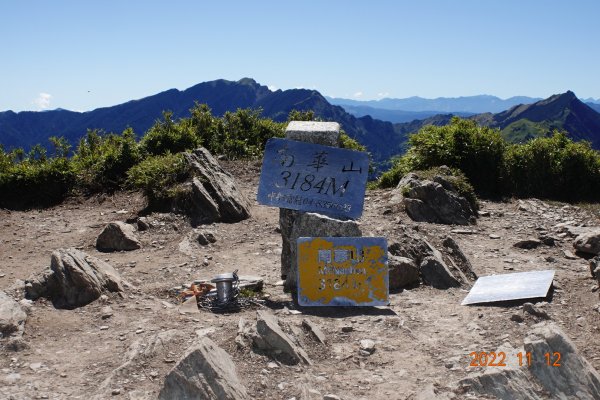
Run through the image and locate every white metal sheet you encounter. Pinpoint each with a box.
[461,270,555,305]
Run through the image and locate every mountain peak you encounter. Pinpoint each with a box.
[237,77,259,86]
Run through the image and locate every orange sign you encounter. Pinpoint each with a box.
[297,237,388,306]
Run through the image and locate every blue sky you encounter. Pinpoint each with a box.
[2,0,599,112]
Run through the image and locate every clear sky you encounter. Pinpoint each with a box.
[2,0,599,112]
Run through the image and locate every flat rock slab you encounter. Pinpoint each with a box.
[254,310,311,365]
[159,336,248,400]
[0,291,27,338]
[96,222,141,252]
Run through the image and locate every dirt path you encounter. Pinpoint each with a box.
[1,161,599,399]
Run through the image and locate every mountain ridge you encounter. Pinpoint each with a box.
[0,78,404,166]
[327,94,544,114]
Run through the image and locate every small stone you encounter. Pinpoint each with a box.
[564,250,579,260]
[29,362,42,371]
[100,325,109,330]
[510,313,524,323]
[267,362,279,369]
[101,306,114,319]
[135,328,144,334]
[513,238,542,249]
[60,373,67,378]
[359,339,376,354]
[111,388,121,395]
[324,394,341,400]
[489,234,501,239]
[523,302,550,320]
[341,325,353,333]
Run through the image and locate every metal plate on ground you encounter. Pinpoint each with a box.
[257,138,369,219]
[297,237,388,306]
[461,270,555,305]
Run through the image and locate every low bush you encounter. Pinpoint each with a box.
[377,118,600,203]
[126,152,188,206]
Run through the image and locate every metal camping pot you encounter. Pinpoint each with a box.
[211,273,236,303]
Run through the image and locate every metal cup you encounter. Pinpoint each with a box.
[211,273,235,303]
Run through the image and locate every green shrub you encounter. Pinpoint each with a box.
[141,111,202,156]
[378,119,600,203]
[126,152,188,204]
[73,128,142,191]
[0,157,75,208]
[391,117,506,196]
[504,132,600,201]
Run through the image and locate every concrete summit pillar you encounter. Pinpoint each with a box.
[279,121,362,293]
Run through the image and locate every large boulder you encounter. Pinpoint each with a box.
[96,221,141,252]
[459,322,600,399]
[397,172,476,225]
[180,148,251,225]
[0,291,27,339]
[25,248,125,309]
[389,228,476,289]
[159,336,248,400]
[574,230,600,255]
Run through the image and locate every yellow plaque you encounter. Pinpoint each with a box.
[297,237,388,306]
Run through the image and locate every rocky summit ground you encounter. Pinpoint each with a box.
[1,159,600,400]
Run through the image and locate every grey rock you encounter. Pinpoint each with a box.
[442,236,477,281]
[524,322,600,399]
[513,238,542,250]
[388,255,419,290]
[196,231,217,246]
[388,232,432,265]
[400,174,475,225]
[419,256,460,289]
[283,212,361,292]
[301,319,327,344]
[522,303,550,320]
[0,291,26,338]
[396,172,420,190]
[285,121,340,146]
[181,147,251,224]
[590,256,600,282]
[159,336,249,400]
[460,368,544,400]
[101,306,114,320]
[511,313,524,323]
[254,310,311,365]
[538,235,556,246]
[564,250,579,260]
[323,395,341,400]
[574,230,600,255]
[96,222,141,252]
[25,248,124,309]
[359,339,376,354]
[136,217,151,231]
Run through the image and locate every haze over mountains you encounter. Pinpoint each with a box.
[1,78,600,166]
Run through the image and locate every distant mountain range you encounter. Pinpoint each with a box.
[1,79,599,168]
[0,78,401,165]
[327,95,544,114]
[392,91,600,149]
